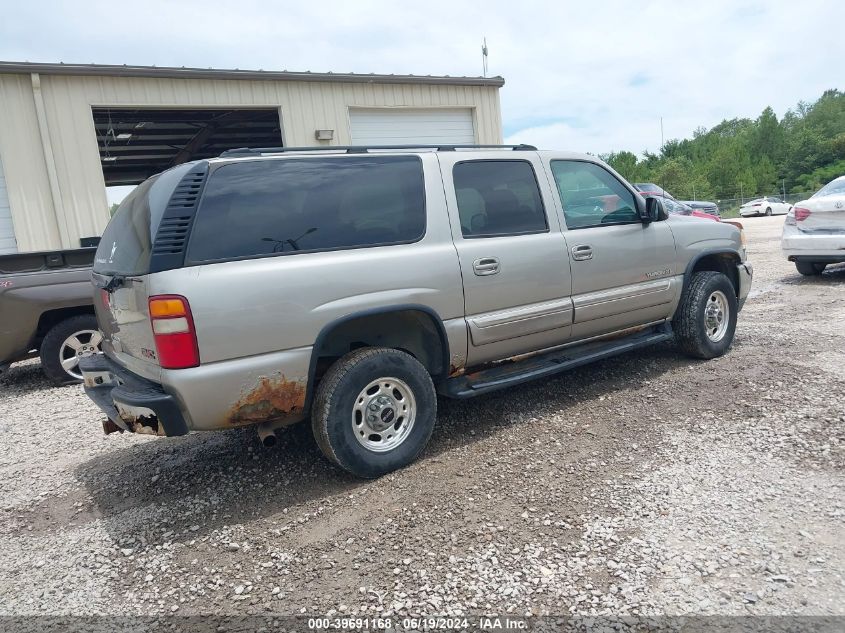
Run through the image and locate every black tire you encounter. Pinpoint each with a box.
[765,207,772,216]
[673,271,738,360]
[795,261,826,276]
[311,347,436,478]
[40,314,100,385]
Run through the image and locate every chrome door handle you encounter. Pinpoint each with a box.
[473,257,500,276]
[571,244,593,261]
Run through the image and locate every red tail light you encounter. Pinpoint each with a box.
[752,203,761,207]
[148,295,199,369]
[793,207,811,222]
[100,289,110,308]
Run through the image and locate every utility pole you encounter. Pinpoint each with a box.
[740,182,744,204]
[659,117,665,195]
[782,178,786,200]
[481,37,488,78]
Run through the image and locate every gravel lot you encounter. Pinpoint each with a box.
[1,215,842,619]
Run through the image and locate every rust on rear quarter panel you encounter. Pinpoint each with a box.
[228,375,306,426]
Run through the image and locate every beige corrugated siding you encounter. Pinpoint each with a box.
[0,72,502,252]
[0,74,63,251]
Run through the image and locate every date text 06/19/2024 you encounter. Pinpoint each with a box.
[307,616,528,630]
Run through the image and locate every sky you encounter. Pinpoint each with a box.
[2,0,842,204]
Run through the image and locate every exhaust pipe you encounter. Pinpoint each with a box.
[102,418,124,435]
[257,425,277,448]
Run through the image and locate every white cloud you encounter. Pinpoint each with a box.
[2,0,842,160]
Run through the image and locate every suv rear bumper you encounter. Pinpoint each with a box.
[79,354,189,437]
[737,261,753,310]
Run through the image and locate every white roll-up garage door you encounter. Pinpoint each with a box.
[350,108,475,146]
[0,155,17,254]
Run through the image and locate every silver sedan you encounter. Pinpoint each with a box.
[782,176,845,275]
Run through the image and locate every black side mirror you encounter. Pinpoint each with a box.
[641,197,663,224]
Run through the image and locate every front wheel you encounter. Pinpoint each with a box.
[795,261,826,276]
[311,347,436,478]
[673,271,738,359]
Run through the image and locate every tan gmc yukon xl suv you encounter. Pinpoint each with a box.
[82,144,753,478]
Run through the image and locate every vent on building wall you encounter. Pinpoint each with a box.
[149,163,209,272]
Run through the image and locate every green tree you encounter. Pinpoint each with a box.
[602,150,646,182]
[607,89,844,201]
[752,106,784,164]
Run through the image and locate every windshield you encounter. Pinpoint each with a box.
[813,177,845,198]
[635,183,662,193]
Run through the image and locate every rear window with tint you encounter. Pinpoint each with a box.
[94,162,198,276]
[94,176,158,276]
[187,156,426,262]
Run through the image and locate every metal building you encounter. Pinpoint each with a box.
[0,62,505,254]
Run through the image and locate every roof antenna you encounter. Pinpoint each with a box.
[482,37,488,77]
[660,116,664,149]
[660,115,666,196]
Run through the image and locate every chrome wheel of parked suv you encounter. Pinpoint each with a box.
[703,290,730,343]
[351,377,417,452]
[312,347,436,478]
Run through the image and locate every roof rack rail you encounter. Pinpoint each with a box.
[219,143,537,157]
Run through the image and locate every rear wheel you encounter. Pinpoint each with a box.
[40,315,103,385]
[765,207,772,216]
[795,261,826,276]
[311,347,436,478]
[674,271,738,359]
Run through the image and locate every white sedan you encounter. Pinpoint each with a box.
[782,175,845,275]
[740,196,792,217]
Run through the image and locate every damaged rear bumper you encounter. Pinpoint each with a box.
[79,354,189,437]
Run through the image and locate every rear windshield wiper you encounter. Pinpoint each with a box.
[92,272,127,291]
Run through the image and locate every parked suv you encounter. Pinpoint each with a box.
[82,145,752,478]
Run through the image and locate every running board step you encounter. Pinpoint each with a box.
[440,324,674,399]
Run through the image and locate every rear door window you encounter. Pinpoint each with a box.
[187,156,426,262]
[453,160,548,237]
